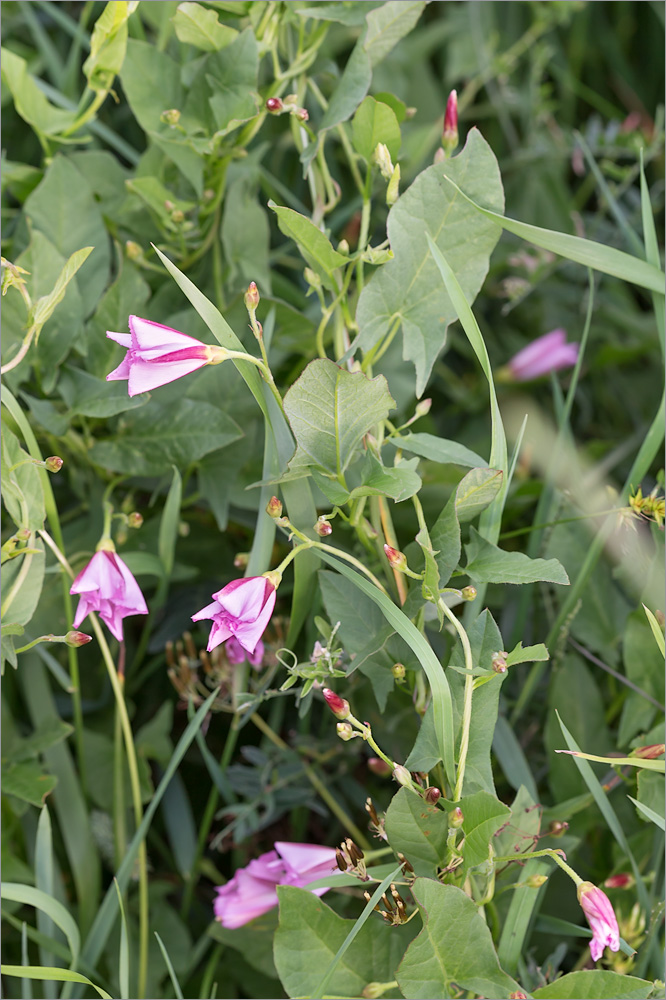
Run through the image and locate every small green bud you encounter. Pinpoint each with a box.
[128,511,143,529]
[44,456,63,473]
[386,163,400,206]
[160,108,181,126]
[244,281,260,311]
[336,722,354,741]
[234,552,249,569]
[373,142,393,180]
[391,662,406,681]
[461,586,477,602]
[125,240,143,260]
[526,874,548,888]
[449,806,464,828]
[171,209,185,224]
[65,630,93,648]
[392,764,412,788]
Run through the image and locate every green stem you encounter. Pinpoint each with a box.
[283,523,388,595]
[438,598,474,802]
[493,848,583,886]
[113,704,127,870]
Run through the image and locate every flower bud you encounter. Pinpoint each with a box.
[337,722,354,741]
[125,240,143,260]
[392,764,412,788]
[160,108,181,126]
[449,806,464,828]
[128,511,143,529]
[526,874,548,888]
[424,786,441,804]
[442,89,458,154]
[44,456,63,473]
[16,528,31,540]
[65,630,93,648]
[266,97,283,113]
[433,146,446,165]
[373,143,393,180]
[244,281,260,312]
[284,94,298,106]
[234,552,249,569]
[367,757,392,777]
[363,984,395,1000]
[461,585,477,602]
[510,993,528,999]
[314,516,332,537]
[414,398,432,419]
[266,496,283,519]
[303,267,321,289]
[295,107,309,122]
[548,820,569,837]
[631,744,665,759]
[391,662,406,681]
[171,209,185,224]
[164,200,175,212]
[386,163,400,206]
[604,873,635,890]
[383,544,407,571]
[323,687,350,719]
[491,651,508,674]
[337,239,350,255]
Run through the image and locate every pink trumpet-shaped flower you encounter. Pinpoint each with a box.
[506,329,579,381]
[225,635,265,668]
[214,841,338,929]
[106,315,224,396]
[191,576,276,655]
[70,550,148,641]
[577,881,621,962]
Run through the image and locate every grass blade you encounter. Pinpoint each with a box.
[35,807,56,996]
[628,795,666,831]
[154,932,185,1000]
[21,922,32,1000]
[1,885,79,967]
[1,967,111,1000]
[498,857,551,974]
[112,880,130,1000]
[643,604,666,657]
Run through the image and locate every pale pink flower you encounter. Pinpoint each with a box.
[106,315,220,396]
[191,576,276,655]
[506,329,579,381]
[70,550,148,641]
[577,881,621,961]
[225,635,265,668]
[214,842,338,929]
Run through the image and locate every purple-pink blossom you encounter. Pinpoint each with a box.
[225,635,265,668]
[506,329,579,381]
[214,842,338,929]
[191,576,276,655]
[70,549,148,641]
[577,881,621,962]
[106,315,222,396]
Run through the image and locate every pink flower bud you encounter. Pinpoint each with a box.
[577,882,620,962]
[424,786,441,804]
[442,89,458,153]
[336,722,354,741]
[314,516,332,537]
[295,107,309,122]
[367,757,392,777]
[631,744,665,759]
[244,281,260,311]
[414,398,432,418]
[322,688,350,720]
[44,456,63,473]
[64,630,93,647]
[510,993,528,999]
[491,651,508,674]
[266,97,283,113]
[383,544,407,571]
[266,496,283,519]
[604,873,635,890]
[449,806,464,828]
[504,329,579,382]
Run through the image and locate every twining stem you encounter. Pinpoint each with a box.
[494,848,583,886]
[280,520,389,595]
[0,324,37,375]
[377,497,407,604]
[438,598,474,802]
[250,712,371,851]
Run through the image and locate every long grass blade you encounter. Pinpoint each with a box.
[35,807,56,996]
[1,967,111,1000]
[154,932,185,1000]
[112,880,130,1000]
[1,885,79,967]
[627,796,666,831]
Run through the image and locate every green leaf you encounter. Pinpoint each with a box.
[464,527,569,585]
[429,468,501,589]
[11,718,74,762]
[352,95,401,163]
[498,855,552,975]
[505,641,549,667]
[1,967,111,1000]
[207,29,259,133]
[283,358,395,477]
[363,1,426,67]
[274,879,409,1000]
[31,247,94,333]
[0,48,78,137]
[125,177,196,233]
[1,884,79,965]
[314,453,422,504]
[459,791,510,869]
[455,468,503,523]
[629,792,665,830]
[83,0,134,93]
[1,425,45,532]
[385,787,449,875]
[356,129,504,395]
[58,366,148,418]
[634,767,666,828]
[158,467,182,581]
[209,909,279,979]
[1,537,45,627]
[89,399,243,476]
[319,41,372,133]
[1,761,57,807]
[397,879,522,999]
[172,1,238,51]
[643,603,666,657]
[532,970,654,999]
[269,202,349,289]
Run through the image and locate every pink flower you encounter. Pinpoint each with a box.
[106,315,222,396]
[214,841,338,929]
[191,576,276,655]
[577,881,621,961]
[443,89,458,142]
[70,550,148,641]
[506,329,579,381]
[225,635,265,668]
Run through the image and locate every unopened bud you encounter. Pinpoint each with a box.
[234,552,249,569]
[336,722,354,741]
[491,651,508,674]
[449,806,464,828]
[510,993,528,999]
[284,93,298,106]
[442,89,458,154]
[383,544,407,571]
[266,97,283,113]
[548,820,569,837]
[125,240,142,259]
[631,744,665,759]
[526,874,548,888]
[171,209,185,224]
[367,757,392,777]
[244,281,260,311]
[16,528,31,541]
[295,107,309,122]
[160,108,181,126]
[391,662,406,681]
[303,267,321,289]
[392,764,412,788]
[604,873,635,889]
[65,630,93,648]
[386,163,400,206]
[414,398,432,419]
[323,687,350,719]
[314,516,332,537]
[424,786,441,804]
[461,585,477,602]
[337,239,350,255]
[363,984,395,1000]
[127,511,143,529]
[164,200,175,212]
[373,143,393,180]
[266,496,283,519]
[44,456,63,473]
[433,146,446,165]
